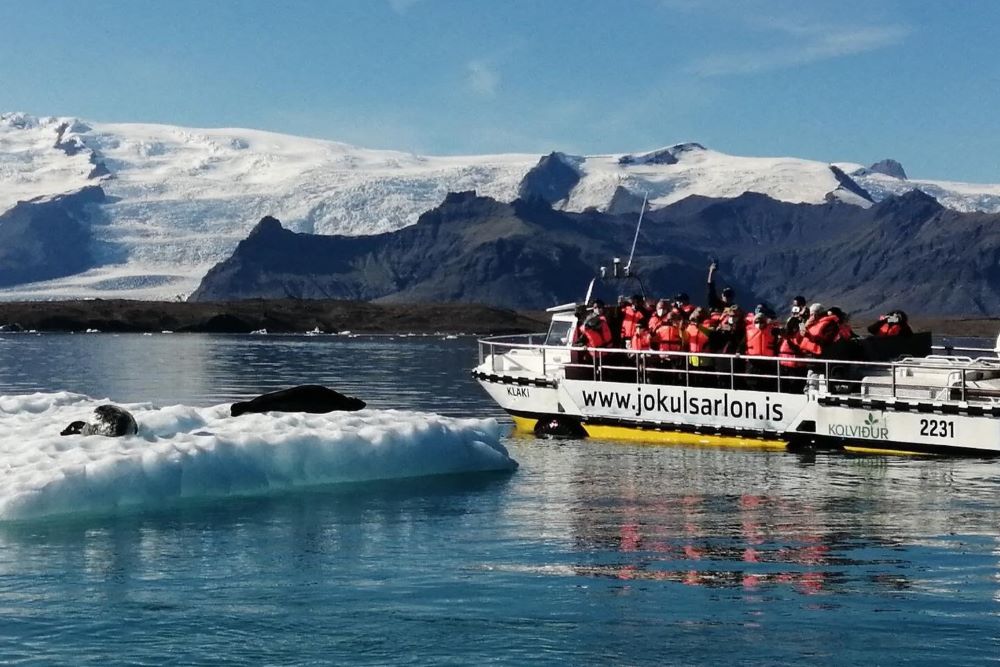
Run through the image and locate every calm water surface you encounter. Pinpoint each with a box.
[0,333,999,666]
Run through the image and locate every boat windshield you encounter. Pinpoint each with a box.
[544,318,576,346]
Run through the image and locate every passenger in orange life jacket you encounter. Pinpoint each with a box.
[778,316,808,393]
[630,319,652,351]
[745,305,779,390]
[619,294,647,348]
[779,316,806,367]
[867,310,913,337]
[745,304,779,357]
[684,307,716,378]
[705,261,746,353]
[827,307,856,343]
[648,299,670,332]
[576,300,613,349]
[799,303,840,357]
[671,293,695,318]
[651,309,685,352]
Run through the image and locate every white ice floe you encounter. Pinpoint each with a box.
[0,392,514,521]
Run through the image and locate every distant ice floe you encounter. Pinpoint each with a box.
[0,392,515,521]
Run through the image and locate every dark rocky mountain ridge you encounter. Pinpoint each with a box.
[0,186,107,286]
[190,189,1000,317]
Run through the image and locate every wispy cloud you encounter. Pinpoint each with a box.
[466,60,500,98]
[664,1,911,77]
[689,24,910,76]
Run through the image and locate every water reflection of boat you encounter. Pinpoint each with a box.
[473,287,1000,455]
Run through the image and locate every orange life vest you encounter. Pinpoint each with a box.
[578,316,612,348]
[779,332,805,368]
[631,329,652,351]
[652,322,684,351]
[745,323,777,357]
[875,322,903,337]
[686,322,710,353]
[648,312,667,332]
[620,306,645,341]
[836,323,854,343]
[800,315,839,356]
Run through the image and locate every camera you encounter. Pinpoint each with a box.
[887,314,900,324]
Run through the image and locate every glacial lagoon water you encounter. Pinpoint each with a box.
[0,333,999,665]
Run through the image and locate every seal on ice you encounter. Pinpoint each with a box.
[61,404,139,437]
[230,385,366,417]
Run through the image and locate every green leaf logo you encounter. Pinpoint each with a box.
[865,413,879,427]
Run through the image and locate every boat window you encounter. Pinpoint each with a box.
[544,319,575,346]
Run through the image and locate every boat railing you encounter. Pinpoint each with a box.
[477,335,1000,404]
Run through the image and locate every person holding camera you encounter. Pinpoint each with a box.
[867,310,913,337]
[789,295,808,320]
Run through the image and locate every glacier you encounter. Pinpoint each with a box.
[2,111,999,301]
[0,391,515,521]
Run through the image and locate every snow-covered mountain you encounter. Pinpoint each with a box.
[2,112,999,301]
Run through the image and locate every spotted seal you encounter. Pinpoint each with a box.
[61,404,139,437]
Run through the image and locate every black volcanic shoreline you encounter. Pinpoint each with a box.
[0,299,548,335]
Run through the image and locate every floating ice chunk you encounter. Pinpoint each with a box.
[0,392,515,521]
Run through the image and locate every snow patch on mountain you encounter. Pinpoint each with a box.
[563,145,873,212]
[2,113,1000,300]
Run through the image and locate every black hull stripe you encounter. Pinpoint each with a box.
[817,395,1000,417]
[472,371,556,388]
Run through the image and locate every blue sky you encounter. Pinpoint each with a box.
[3,0,999,181]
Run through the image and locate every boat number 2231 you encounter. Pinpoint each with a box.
[919,418,955,438]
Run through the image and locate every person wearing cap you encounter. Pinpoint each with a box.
[671,292,695,318]
[706,260,746,354]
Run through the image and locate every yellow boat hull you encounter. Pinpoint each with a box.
[511,415,786,451]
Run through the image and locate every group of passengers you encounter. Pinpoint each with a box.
[574,261,913,376]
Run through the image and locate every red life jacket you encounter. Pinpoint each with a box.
[746,323,776,357]
[836,323,854,343]
[800,315,839,356]
[578,316,612,348]
[875,322,902,337]
[621,306,644,341]
[653,322,683,351]
[686,322,710,353]
[779,332,805,368]
[672,303,695,318]
[631,329,651,351]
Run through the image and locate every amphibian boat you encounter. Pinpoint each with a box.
[473,301,1000,456]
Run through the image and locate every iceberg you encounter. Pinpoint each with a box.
[0,392,515,521]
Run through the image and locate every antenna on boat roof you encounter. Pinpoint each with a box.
[624,192,648,277]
